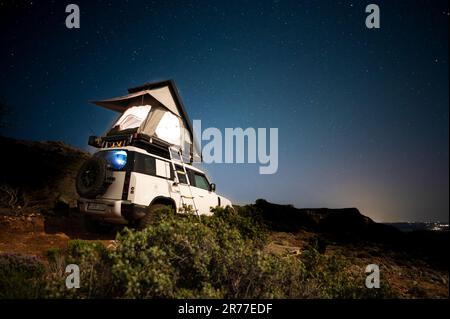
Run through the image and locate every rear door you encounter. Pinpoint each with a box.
[95,149,129,200]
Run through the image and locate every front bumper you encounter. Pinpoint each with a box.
[78,198,146,224]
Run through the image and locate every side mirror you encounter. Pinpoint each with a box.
[209,183,216,192]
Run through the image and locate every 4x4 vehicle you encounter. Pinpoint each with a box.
[76,80,232,229]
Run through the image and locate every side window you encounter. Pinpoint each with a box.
[155,159,171,179]
[134,153,156,175]
[194,173,210,191]
[175,164,188,184]
[186,169,196,186]
[169,164,175,180]
[143,156,156,175]
[133,153,174,179]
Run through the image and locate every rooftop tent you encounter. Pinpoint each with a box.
[91,80,199,161]
[114,105,152,130]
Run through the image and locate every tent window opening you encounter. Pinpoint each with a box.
[114,105,151,131]
[155,112,181,145]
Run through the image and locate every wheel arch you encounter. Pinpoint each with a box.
[149,196,177,212]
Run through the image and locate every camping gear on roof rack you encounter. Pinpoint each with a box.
[90,80,200,163]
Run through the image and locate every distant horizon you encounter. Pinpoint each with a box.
[232,199,450,224]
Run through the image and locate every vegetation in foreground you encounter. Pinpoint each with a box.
[0,206,396,299]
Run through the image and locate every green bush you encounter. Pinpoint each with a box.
[110,212,302,298]
[44,240,114,298]
[210,206,268,243]
[299,243,396,298]
[0,253,45,298]
[108,208,393,298]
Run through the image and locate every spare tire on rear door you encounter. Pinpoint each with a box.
[76,156,113,199]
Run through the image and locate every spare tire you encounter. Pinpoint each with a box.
[76,156,113,199]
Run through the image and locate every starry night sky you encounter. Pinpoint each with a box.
[0,0,448,222]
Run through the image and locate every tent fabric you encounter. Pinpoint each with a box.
[91,80,199,161]
[114,105,151,130]
[92,89,181,117]
[154,112,182,146]
[145,86,180,116]
[140,105,166,137]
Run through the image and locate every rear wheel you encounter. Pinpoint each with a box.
[76,156,113,199]
[137,204,169,230]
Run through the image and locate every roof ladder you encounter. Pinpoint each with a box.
[169,147,199,217]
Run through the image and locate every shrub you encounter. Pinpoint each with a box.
[44,240,114,298]
[209,206,268,243]
[109,209,393,299]
[110,212,301,298]
[298,243,397,298]
[0,253,45,298]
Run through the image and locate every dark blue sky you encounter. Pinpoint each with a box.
[0,0,448,222]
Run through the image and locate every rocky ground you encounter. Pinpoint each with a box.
[0,208,116,257]
[267,231,448,298]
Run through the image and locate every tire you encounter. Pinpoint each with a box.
[76,156,112,199]
[137,204,168,230]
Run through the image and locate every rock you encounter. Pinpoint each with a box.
[253,199,400,242]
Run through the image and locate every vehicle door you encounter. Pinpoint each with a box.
[187,169,219,216]
[172,164,196,213]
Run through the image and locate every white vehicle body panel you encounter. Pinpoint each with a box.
[79,146,232,223]
[102,171,125,200]
[189,186,217,216]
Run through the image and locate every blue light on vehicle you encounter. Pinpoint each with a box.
[110,150,127,170]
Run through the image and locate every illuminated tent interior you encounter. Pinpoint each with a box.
[91,80,199,161]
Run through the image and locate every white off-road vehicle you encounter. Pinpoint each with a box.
[76,80,232,229]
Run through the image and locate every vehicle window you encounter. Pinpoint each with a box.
[95,149,130,171]
[169,164,174,180]
[194,173,210,191]
[142,156,156,175]
[140,155,156,175]
[175,165,188,184]
[134,153,156,176]
[155,159,171,179]
[186,169,196,186]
